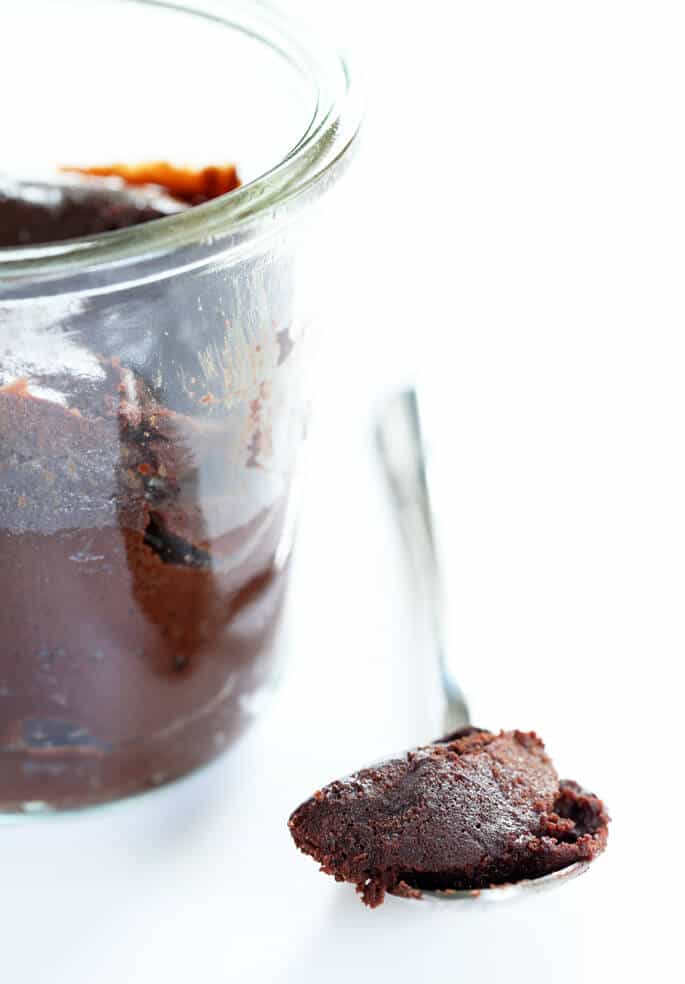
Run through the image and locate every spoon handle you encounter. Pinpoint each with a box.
[376,389,470,734]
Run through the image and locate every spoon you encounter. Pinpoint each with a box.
[376,388,590,902]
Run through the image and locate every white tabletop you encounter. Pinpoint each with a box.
[1,1,678,980]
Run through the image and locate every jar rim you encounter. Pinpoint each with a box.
[0,0,362,293]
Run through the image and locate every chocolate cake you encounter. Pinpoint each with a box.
[0,164,302,810]
[0,162,240,247]
[289,729,609,906]
[0,175,182,247]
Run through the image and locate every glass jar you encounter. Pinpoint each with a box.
[0,0,360,813]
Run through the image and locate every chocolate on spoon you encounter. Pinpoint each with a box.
[289,727,608,907]
[288,392,609,907]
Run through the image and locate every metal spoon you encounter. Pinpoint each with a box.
[376,388,589,902]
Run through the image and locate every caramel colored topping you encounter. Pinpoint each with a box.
[62,162,241,205]
[0,378,31,397]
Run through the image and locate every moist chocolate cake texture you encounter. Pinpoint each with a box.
[0,162,239,247]
[0,168,306,810]
[0,175,181,247]
[289,729,609,907]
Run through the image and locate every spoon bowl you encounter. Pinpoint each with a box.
[402,861,591,904]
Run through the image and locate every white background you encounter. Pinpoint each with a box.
[1,1,681,981]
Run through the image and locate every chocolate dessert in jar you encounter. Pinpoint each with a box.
[0,0,360,813]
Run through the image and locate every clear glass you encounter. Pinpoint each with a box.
[0,0,360,813]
